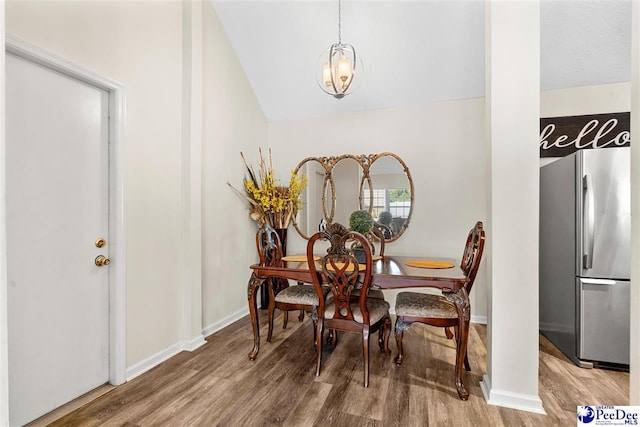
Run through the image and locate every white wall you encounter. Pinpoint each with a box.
[268,99,489,319]
[541,82,630,117]
[201,0,267,332]
[540,82,631,166]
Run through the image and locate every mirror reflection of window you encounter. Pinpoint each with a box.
[388,188,411,218]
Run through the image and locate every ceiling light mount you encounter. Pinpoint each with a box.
[316,0,362,99]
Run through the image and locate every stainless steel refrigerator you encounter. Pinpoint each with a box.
[539,147,630,367]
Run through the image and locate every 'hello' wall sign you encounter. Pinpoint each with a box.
[539,112,630,158]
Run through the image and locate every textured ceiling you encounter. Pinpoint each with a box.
[212,0,631,122]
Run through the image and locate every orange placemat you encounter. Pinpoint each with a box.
[405,259,455,269]
[282,255,320,262]
[326,262,365,272]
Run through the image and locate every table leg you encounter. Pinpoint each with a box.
[247,273,264,360]
[445,287,471,400]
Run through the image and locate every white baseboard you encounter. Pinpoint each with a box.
[126,341,185,381]
[185,334,207,351]
[125,308,248,382]
[202,307,249,338]
[471,314,487,325]
[480,374,546,415]
[125,333,207,381]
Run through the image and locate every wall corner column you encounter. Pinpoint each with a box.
[0,1,9,423]
[630,0,640,405]
[481,0,545,414]
[181,0,205,350]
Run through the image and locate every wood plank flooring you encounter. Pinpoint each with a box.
[40,310,628,426]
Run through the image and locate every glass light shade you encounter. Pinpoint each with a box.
[316,43,363,99]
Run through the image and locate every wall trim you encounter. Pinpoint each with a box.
[185,335,207,352]
[5,34,127,386]
[126,342,184,381]
[480,374,546,415]
[125,306,247,381]
[471,314,487,325]
[126,335,206,381]
[203,307,249,338]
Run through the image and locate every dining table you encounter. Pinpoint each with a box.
[246,254,471,397]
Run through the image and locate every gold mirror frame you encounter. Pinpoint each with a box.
[293,152,414,243]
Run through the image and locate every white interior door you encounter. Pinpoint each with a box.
[6,52,110,426]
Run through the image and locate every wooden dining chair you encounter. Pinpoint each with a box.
[307,222,392,387]
[256,225,328,343]
[351,226,385,299]
[393,221,485,400]
[373,221,393,241]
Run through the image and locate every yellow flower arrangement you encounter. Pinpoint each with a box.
[227,149,307,229]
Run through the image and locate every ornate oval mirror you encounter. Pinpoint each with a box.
[292,157,333,240]
[292,152,413,243]
[331,155,369,229]
[364,152,414,242]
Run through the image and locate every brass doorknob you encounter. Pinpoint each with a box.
[95,255,110,267]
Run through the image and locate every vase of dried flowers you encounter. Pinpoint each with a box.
[227,148,307,230]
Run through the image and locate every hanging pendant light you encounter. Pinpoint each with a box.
[316,0,363,99]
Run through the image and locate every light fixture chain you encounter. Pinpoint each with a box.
[338,0,342,44]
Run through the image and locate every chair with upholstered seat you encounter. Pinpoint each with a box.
[256,225,328,343]
[393,221,485,400]
[307,222,392,387]
[351,226,385,300]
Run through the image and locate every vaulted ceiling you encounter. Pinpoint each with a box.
[212,1,631,121]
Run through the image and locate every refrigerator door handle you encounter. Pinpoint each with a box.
[581,278,616,285]
[583,174,595,269]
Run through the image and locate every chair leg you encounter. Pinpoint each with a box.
[454,317,471,400]
[266,280,276,343]
[445,326,454,339]
[394,317,408,365]
[327,329,338,347]
[378,316,391,355]
[282,311,289,329]
[382,316,391,356]
[312,319,318,352]
[453,326,471,372]
[362,326,370,388]
[298,310,305,322]
[315,321,324,377]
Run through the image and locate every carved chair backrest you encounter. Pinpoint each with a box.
[373,221,392,239]
[307,223,373,325]
[256,225,284,268]
[459,221,485,293]
[368,226,386,257]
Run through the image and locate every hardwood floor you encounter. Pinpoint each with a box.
[42,310,628,427]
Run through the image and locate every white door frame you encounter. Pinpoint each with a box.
[5,34,127,386]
